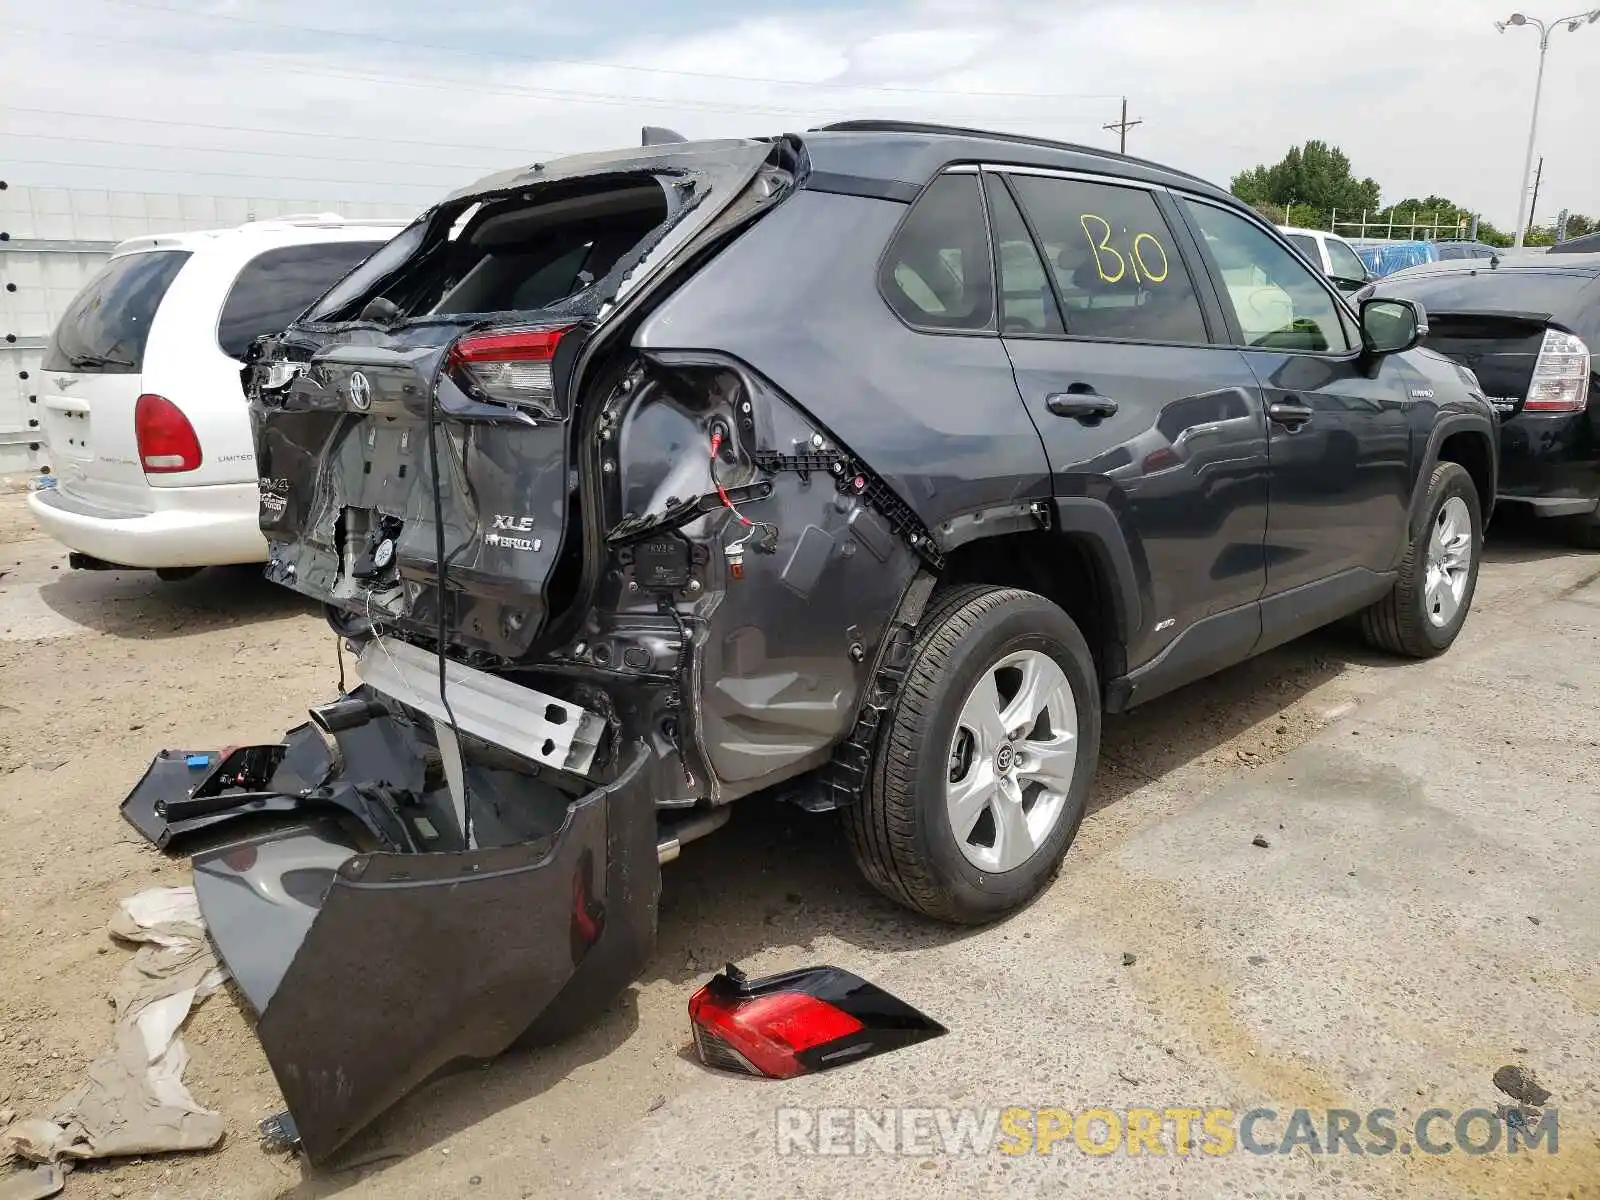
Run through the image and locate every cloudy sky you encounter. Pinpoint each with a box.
[3,0,1597,226]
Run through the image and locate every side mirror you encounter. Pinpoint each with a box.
[1360,297,1428,355]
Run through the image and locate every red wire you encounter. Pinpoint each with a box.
[711,431,753,526]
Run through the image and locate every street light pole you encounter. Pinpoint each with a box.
[1498,9,1600,249]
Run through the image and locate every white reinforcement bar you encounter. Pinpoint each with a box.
[357,636,604,776]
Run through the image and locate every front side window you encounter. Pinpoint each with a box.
[879,174,995,331]
[1325,238,1368,283]
[218,241,386,358]
[1182,199,1353,354]
[1006,174,1209,344]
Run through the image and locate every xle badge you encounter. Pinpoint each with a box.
[487,515,540,552]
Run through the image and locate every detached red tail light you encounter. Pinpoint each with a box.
[447,325,575,418]
[688,963,946,1080]
[134,393,202,474]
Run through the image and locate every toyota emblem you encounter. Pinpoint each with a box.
[348,371,373,411]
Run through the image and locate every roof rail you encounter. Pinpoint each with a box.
[809,119,1221,193]
[240,212,411,229]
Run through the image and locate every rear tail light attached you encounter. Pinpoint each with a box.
[689,963,946,1080]
[1524,329,1591,412]
[134,393,203,474]
[447,325,574,418]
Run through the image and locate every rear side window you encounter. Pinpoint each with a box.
[217,241,385,358]
[43,250,192,373]
[984,175,1063,335]
[1006,175,1209,344]
[879,174,995,331]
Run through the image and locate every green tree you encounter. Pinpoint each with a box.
[1559,212,1595,240]
[1229,141,1381,228]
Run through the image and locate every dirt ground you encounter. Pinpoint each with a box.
[1,491,1596,1200]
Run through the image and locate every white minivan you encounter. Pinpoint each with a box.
[1277,226,1371,294]
[28,215,406,576]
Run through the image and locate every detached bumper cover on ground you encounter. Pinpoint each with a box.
[119,681,661,1166]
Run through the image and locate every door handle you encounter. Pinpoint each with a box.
[1046,388,1119,421]
[1267,400,1314,428]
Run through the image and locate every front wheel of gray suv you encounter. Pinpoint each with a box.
[1360,461,1482,658]
[844,585,1101,925]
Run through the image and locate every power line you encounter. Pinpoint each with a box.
[6,105,568,157]
[0,130,508,174]
[4,21,1099,125]
[98,0,1124,100]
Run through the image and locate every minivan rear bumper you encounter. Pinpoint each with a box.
[29,482,267,568]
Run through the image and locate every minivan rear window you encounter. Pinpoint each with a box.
[217,241,387,358]
[43,250,192,374]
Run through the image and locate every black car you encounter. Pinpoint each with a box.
[120,121,1498,1161]
[1434,240,1502,261]
[1365,254,1600,544]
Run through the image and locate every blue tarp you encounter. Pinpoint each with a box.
[1351,240,1439,277]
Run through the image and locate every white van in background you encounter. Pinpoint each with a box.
[1278,226,1372,293]
[27,215,406,577]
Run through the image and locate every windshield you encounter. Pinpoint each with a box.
[43,249,191,373]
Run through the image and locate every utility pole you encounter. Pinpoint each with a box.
[1103,97,1142,154]
[1528,155,1544,230]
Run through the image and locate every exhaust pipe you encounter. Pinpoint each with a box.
[657,807,731,864]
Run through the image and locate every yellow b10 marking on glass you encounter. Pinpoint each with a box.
[1079,213,1171,286]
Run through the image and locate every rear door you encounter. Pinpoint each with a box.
[983,167,1271,670]
[40,249,192,513]
[1175,196,1416,636]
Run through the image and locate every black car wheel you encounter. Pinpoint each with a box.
[1361,462,1482,657]
[844,585,1100,925]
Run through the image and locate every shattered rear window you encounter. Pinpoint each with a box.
[304,175,673,324]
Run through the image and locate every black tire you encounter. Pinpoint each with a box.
[1360,461,1482,657]
[843,585,1101,925]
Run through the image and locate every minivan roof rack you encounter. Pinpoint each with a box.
[810,119,1219,193]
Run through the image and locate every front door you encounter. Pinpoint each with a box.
[983,168,1271,673]
[1175,197,1415,639]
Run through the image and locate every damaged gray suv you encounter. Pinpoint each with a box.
[122,122,1498,1161]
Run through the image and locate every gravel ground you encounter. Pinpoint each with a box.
[0,493,1596,1200]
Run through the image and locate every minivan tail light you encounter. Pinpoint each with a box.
[447,325,574,418]
[134,393,203,473]
[1523,329,1591,412]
